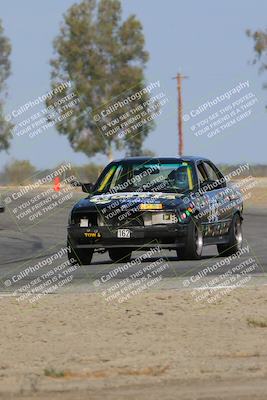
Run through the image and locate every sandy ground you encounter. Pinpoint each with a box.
[0,178,266,399]
[1,287,267,399]
[244,178,267,208]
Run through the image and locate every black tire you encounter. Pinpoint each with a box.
[109,248,132,263]
[67,238,93,265]
[217,213,243,257]
[177,220,203,260]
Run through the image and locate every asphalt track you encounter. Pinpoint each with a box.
[0,191,266,295]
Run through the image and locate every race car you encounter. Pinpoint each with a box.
[67,156,243,265]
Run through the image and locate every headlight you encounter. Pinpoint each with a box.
[143,212,178,226]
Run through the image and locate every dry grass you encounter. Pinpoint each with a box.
[247,317,267,328]
[44,365,169,380]
[44,368,65,378]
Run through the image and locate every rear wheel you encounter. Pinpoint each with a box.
[177,220,203,260]
[217,213,243,256]
[67,238,93,265]
[109,248,132,263]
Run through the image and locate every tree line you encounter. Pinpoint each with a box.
[2,159,267,186]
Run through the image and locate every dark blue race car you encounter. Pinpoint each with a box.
[67,156,243,265]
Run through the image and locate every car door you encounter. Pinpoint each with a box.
[194,161,223,237]
[201,161,232,237]
[193,161,216,237]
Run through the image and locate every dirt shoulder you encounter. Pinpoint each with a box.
[1,286,267,399]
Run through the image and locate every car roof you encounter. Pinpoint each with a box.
[112,156,210,163]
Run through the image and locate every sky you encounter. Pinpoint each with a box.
[0,0,267,169]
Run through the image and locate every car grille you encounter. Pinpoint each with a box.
[73,211,144,228]
[98,212,144,228]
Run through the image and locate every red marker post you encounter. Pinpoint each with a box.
[54,177,61,192]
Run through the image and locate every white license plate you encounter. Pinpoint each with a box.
[117,229,131,238]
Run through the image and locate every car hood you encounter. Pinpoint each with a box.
[72,192,186,213]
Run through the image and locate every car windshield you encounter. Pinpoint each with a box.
[94,161,195,194]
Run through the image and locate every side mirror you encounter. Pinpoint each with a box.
[70,181,94,193]
[70,180,82,187]
[81,183,94,193]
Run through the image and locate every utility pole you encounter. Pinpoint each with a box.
[172,73,188,156]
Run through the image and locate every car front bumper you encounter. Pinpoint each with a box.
[67,223,189,249]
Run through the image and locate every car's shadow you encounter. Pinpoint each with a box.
[91,254,218,266]
[88,252,253,279]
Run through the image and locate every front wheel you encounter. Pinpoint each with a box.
[217,213,243,256]
[177,220,203,260]
[67,238,93,265]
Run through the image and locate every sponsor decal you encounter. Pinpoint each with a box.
[89,192,177,204]
[84,232,101,238]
